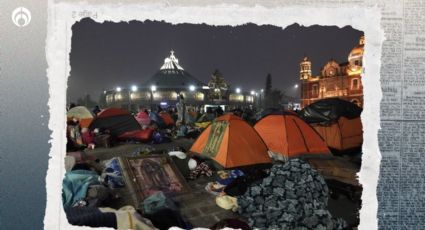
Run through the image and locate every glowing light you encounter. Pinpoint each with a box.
[151,85,157,92]
[236,88,241,94]
[131,85,138,92]
[189,85,196,91]
[116,87,122,92]
[250,90,255,95]
[294,84,299,89]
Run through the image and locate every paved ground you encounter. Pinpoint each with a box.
[84,138,360,229]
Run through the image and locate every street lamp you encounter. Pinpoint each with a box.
[236,88,241,94]
[292,84,301,110]
[250,90,255,95]
[151,85,157,92]
[128,85,138,112]
[116,87,122,92]
[189,85,196,91]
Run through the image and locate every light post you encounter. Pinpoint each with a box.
[293,84,299,110]
[129,85,137,112]
[115,87,122,106]
[189,85,196,105]
[250,90,256,108]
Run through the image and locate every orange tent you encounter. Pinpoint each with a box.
[299,99,363,153]
[254,113,331,158]
[67,106,94,128]
[190,114,271,168]
[310,117,363,153]
[159,111,175,126]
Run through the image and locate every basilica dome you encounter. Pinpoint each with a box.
[348,36,364,69]
[144,51,206,90]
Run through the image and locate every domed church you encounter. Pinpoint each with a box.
[299,36,364,108]
[104,51,208,111]
[104,50,258,111]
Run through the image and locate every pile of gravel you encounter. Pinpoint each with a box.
[237,159,347,229]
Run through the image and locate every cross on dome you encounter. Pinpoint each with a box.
[160,50,184,70]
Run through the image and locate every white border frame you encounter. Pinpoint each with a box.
[45,3,384,229]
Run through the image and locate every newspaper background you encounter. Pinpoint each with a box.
[43,0,423,229]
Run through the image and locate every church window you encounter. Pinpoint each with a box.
[312,84,319,96]
[352,78,359,89]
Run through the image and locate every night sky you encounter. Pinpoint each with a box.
[68,18,363,102]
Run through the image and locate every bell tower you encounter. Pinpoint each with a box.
[300,56,312,80]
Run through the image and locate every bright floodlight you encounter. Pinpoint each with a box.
[116,87,122,92]
[131,85,138,92]
[250,90,255,95]
[236,88,241,94]
[189,85,196,91]
[261,89,264,93]
[294,84,299,89]
[151,85,157,92]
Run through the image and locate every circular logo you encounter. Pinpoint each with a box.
[12,7,31,27]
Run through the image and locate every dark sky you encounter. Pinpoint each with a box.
[68,18,363,102]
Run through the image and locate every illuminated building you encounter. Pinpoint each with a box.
[104,50,256,111]
[300,36,364,108]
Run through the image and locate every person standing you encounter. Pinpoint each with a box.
[176,94,186,124]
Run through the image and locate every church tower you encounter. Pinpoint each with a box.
[300,56,312,80]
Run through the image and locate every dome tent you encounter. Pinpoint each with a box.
[67,106,94,128]
[254,111,331,159]
[299,99,363,153]
[89,108,141,137]
[190,114,271,169]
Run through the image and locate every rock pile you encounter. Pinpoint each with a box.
[237,159,347,229]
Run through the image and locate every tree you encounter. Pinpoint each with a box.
[270,89,284,108]
[208,69,229,101]
[76,94,97,108]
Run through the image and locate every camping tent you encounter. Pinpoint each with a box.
[190,114,271,168]
[149,112,166,128]
[299,99,363,153]
[254,112,331,158]
[89,108,141,137]
[159,111,175,126]
[135,111,151,127]
[255,108,281,121]
[299,98,362,124]
[67,106,94,128]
